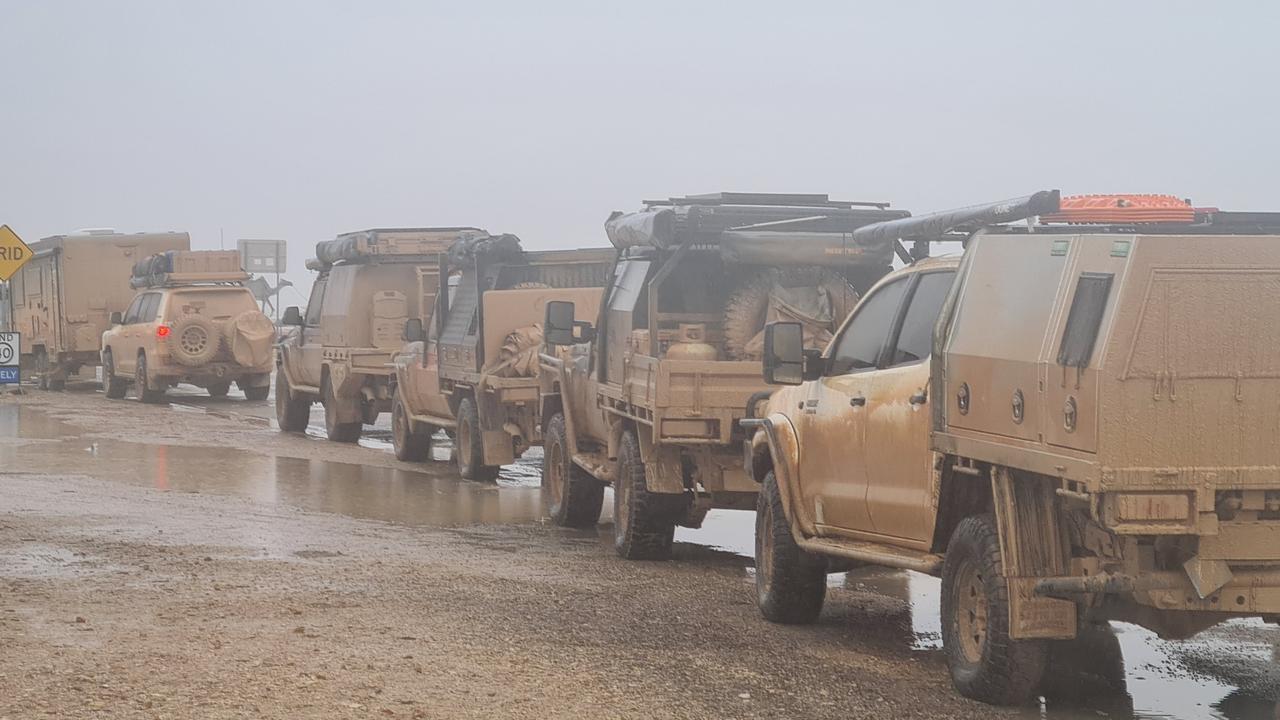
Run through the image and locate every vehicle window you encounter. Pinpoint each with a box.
[887,271,956,366]
[1057,272,1114,368]
[305,279,327,326]
[827,276,910,375]
[122,295,145,324]
[140,294,162,323]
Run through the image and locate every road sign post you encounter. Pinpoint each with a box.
[0,226,33,281]
[0,332,19,385]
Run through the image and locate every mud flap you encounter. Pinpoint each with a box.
[992,467,1078,640]
[635,431,685,494]
[478,390,515,467]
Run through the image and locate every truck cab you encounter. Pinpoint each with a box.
[747,192,1280,706]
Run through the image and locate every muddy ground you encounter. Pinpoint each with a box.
[0,383,1277,720]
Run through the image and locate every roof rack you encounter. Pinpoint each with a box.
[643,192,891,210]
[130,250,248,289]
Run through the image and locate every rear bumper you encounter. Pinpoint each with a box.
[1036,565,1280,615]
[154,360,272,383]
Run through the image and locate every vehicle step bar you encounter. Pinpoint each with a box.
[797,535,943,575]
[409,411,458,430]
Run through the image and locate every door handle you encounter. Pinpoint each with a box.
[849,395,866,407]
[909,390,928,405]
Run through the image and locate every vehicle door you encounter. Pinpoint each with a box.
[403,300,452,418]
[793,275,911,538]
[136,293,163,363]
[861,269,957,546]
[297,277,327,386]
[113,294,148,374]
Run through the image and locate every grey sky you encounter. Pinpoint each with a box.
[3,1,1278,302]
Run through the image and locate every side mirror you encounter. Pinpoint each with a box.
[282,306,303,326]
[109,311,123,326]
[763,322,807,385]
[544,300,595,346]
[404,317,426,343]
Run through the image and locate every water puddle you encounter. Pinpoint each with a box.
[0,405,543,528]
[2,403,1277,718]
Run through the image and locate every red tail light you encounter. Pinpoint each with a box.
[156,325,171,338]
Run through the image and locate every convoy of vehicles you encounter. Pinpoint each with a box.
[538,192,906,558]
[746,191,1280,704]
[1,229,190,389]
[275,227,478,441]
[390,233,611,479]
[10,191,1280,709]
[100,250,276,402]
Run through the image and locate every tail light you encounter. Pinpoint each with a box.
[156,325,171,338]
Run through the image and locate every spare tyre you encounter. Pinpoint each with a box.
[170,314,222,366]
[226,310,276,367]
[723,267,859,361]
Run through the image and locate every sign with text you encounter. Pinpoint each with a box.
[0,226,33,281]
[0,332,19,384]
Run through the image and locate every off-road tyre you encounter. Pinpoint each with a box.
[171,314,222,367]
[35,350,50,390]
[456,396,500,481]
[134,353,165,404]
[756,470,827,624]
[392,392,433,462]
[1039,622,1127,701]
[275,366,310,432]
[613,429,680,560]
[941,514,1048,706]
[541,412,604,527]
[723,267,860,361]
[321,375,362,443]
[242,378,270,402]
[206,380,231,398]
[102,350,127,399]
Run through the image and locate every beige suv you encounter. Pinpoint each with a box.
[101,251,275,403]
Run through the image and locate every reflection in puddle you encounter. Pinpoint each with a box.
[3,403,1278,718]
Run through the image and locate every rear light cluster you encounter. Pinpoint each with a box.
[156,325,171,338]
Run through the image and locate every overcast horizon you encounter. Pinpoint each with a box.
[4,1,1278,303]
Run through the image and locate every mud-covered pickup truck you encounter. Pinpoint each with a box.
[746,192,1280,705]
[390,234,611,480]
[540,192,905,560]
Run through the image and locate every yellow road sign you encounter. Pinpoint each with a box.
[0,225,33,281]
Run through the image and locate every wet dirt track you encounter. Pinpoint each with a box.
[1,383,1277,719]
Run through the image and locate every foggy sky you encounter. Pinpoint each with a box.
[3,1,1278,304]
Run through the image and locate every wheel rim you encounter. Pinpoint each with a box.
[545,440,564,505]
[393,401,407,447]
[179,326,209,356]
[458,417,472,468]
[955,558,989,664]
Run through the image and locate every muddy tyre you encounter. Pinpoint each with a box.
[1039,622,1126,701]
[275,366,310,432]
[134,353,165,404]
[541,412,604,527]
[102,350,127,399]
[392,392,432,462]
[941,514,1048,706]
[456,396,499,481]
[242,380,270,402]
[756,470,827,624]
[613,429,680,560]
[35,350,53,390]
[207,380,231,398]
[321,376,362,443]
